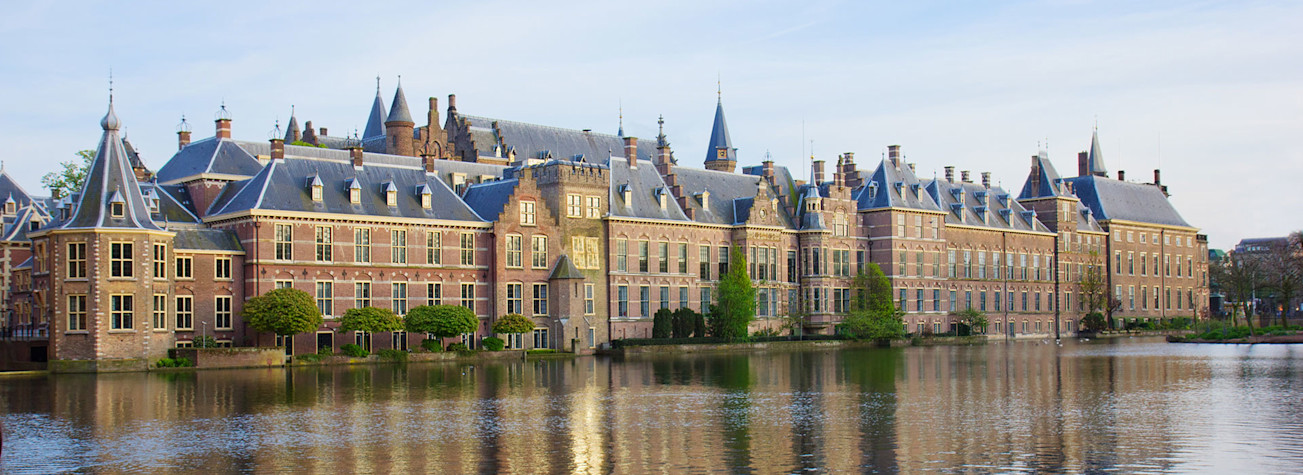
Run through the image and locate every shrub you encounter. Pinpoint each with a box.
[376,349,408,361]
[652,308,673,338]
[340,343,369,358]
[753,327,782,338]
[694,312,707,337]
[420,339,443,352]
[672,308,697,338]
[1166,317,1193,330]
[192,335,220,348]
[482,337,505,351]
[156,358,177,368]
[175,358,193,367]
[1080,313,1107,332]
[526,349,557,354]
[317,346,335,356]
[295,353,325,363]
[447,342,469,352]
[492,314,534,335]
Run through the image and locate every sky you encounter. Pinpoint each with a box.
[0,0,1298,249]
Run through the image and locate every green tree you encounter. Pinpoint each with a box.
[338,307,403,334]
[672,307,696,338]
[955,307,988,336]
[652,308,673,338]
[1080,312,1107,332]
[42,149,94,198]
[405,305,478,342]
[710,248,756,341]
[492,313,534,335]
[837,263,905,340]
[242,288,323,337]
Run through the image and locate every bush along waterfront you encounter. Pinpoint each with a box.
[1169,321,1303,343]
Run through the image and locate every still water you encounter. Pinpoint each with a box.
[2,337,1301,473]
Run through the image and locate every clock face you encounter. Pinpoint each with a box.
[717,149,727,158]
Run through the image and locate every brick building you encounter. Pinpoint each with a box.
[5,80,1209,368]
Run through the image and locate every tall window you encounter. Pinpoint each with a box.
[392,282,408,315]
[679,286,689,309]
[460,233,475,266]
[110,294,133,330]
[701,288,712,314]
[639,286,650,317]
[354,282,371,309]
[110,242,133,277]
[67,242,86,278]
[150,243,167,279]
[175,296,193,330]
[571,237,586,268]
[275,224,292,260]
[426,282,442,306]
[215,296,232,329]
[153,294,167,329]
[426,231,442,265]
[531,236,548,269]
[520,200,536,225]
[315,226,333,261]
[391,229,407,264]
[567,194,582,217]
[585,237,599,270]
[658,242,669,273]
[506,283,523,314]
[506,234,523,268]
[461,283,476,311]
[533,283,548,315]
[719,246,729,276]
[208,257,229,281]
[660,286,670,310]
[354,228,371,262]
[316,281,333,316]
[68,295,87,331]
[586,196,601,218]
[618,285,628,317]
[678,243,689,274]
[584,283,595,315]
[701,246,712,280]
[638,241,649,273]
[616,239,627,272]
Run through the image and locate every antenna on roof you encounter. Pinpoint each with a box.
[618,99,624,137]
[108,67,114,104]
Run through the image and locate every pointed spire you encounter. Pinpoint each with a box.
[656,114,668,148]
[386,75,413,124]
[704,92,736,167]
[1088,127,1107,176]
[64,96,162,230]
[617,101,624,137]
[101,73,120,131]
[363,77,387,139]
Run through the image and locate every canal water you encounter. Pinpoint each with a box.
[1,337,1301,473]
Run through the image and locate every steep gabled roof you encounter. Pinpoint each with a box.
[926,178,1050,233]
[548,254,585,280]
[59,100,163,231]
[460,114,655,164]
[461,179,518,222]
[608,158,690,222]
[1018,151,1073,200]
[855,159,943,212]
[672,166,795,227]
[0,205,50,242]
[1065,175,1191,228]
[154,137,264,183]
[0,167,37,209]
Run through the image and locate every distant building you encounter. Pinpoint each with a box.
[4,80,1210,370]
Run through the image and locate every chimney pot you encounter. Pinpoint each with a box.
[961,170,971,183]
[1153,169,1161,185]
[944,166,955,183]
[1077,151,1089,177]
[1117,170,1125,181]
[319,127,327,136]
[215,118,232,139]
[981,172,991,189]
[447,94,457,110]
[270,138,284,160]
[177,130,192,150]
[812,160,826,184]
[623,136,638,169]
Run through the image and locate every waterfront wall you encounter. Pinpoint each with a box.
[173,347,285,369]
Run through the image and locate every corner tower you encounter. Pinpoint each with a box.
[385,78,416,156]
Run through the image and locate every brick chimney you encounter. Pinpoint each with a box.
[761,160,775,186]
[887,145,901,168]
[1153,169,1161,186]
[981,172,991,189]
[623,137,638,169]
[812,160,825,184]
[833,156,845,188]
[319,127,328,137]
[303,121,318,145]
[215,118,231,139]
[1077,151,1089,177]
[270,137,284,160]
[350,144,364,167]
[655,144,673,177]
[961,170,971,183]
[447,94,457,111]
[1117,170,1125,181]
[945,166,955,183]
[423,154,435,173]
[178,130,191,150]
[842,152,860,188]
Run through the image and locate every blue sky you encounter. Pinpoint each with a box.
[0,0,1298,248]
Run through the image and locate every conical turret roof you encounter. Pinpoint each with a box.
[61,99,163,230]
[363,80,387,139]
[704,98,736,163]
[386,80,413,125]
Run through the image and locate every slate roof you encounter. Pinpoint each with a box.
[155,137,264,183]
[672,166,794,227]
[0,205,49,242]
[704,99,736,163]
[174,228,243,252]
[741,163,800,206]
[1017,151,1073,200]
[460,114,655,164]
[548,254,585,280]
[926,178,1050,233]
[0,168,37,210]
[141,183,201,224]
[461,178,518,222]
[855,159,943,212]
[608,158,690,222]
[1086,129,1107,176]
[284,113,301,142]
[1066,175,1191,228]
[207,153,482,222]
[59,101,163,231]
[386,82,413,124]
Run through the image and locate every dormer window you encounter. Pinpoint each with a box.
[28,220,39,232]
[4,200,15,215]
[348,179,361,204]
[308,175,324,202]
[417,185,432,209]
[450,173,467,195]
[384,182,398,207]
[620,184,632,203]
[655,187,667,209]
[108,190,126,218]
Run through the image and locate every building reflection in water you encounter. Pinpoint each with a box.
[6,339,1303,473]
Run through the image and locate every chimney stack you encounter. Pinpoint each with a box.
[961,170,971,183]
[270,137,284,160]
[177,130,191,150]
[1153,169,1161,185]
[350,143,364,167]
[215,118,231,139]
[319,127,328,137]
[945,166,955,183]
[761,160,775,185]
[1077,151,1089,177]
[303,121,317,145]
[842,152,860,188]
[447,94,457,111]
[1117,170,1125,181]
[813,159,825,184]
[981,172,991,189]
[623,136,638,169]
[423,154,435,173]
[887,145,901,167]
[907,163,916,173]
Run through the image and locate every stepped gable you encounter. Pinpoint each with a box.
[58,99,163,231]
[1065,175,1191,228]
[855,159,943,211]
[607,157,689,222]
[155,137,264,184]
[461,115,655,164]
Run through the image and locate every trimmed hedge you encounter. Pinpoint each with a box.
[482,337,505,351]
[340,343,369,358]
[610,334,848,349]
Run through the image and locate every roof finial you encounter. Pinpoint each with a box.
[376,75,381,94]
[108,68,114,104]
[618,99,624,137]
[397,74,402,86]
[716,73,721,102]
[290,104,295,117]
